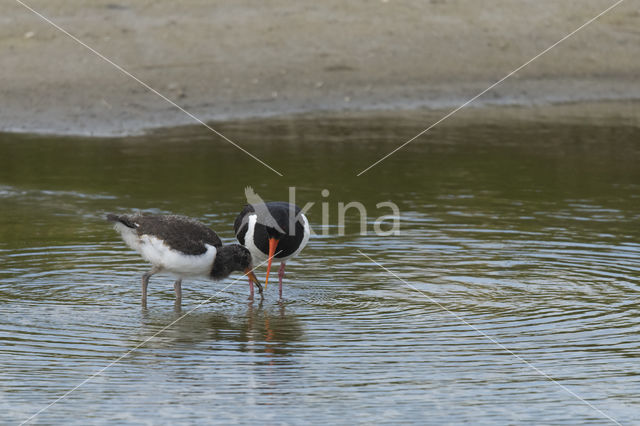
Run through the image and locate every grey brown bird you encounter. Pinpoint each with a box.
[107,213,262,305]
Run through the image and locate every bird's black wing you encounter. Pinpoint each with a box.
[265,202,305,258]
[133,214,222,255]
[234,204,255,244]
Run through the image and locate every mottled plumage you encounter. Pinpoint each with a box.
[107,213,222,255]
[107,213,261,305]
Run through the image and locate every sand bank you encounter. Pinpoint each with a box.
[1,0,639,136]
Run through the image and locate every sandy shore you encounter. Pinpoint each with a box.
[1,0,639,136]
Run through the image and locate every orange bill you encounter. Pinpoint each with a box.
[265,238,279,290]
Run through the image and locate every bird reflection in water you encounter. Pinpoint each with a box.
[138,300,303,358]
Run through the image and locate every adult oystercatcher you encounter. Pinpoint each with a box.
[234,189,310,299]
[107,213,262,305]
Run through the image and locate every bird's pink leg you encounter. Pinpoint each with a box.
[248,276,254,300]
[278,261,286,299]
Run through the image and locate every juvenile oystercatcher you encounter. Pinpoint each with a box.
[234,189,310,299]
[107,213,262,305]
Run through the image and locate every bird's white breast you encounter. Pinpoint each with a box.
[243,214,267,264]
[114,222,217,277]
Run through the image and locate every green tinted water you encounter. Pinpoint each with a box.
[1,115,639,424]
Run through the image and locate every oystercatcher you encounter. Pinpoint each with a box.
[234,189,310,299]
[107,213,262,305]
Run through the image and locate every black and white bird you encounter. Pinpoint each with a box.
[107,213,262,305]
[234,188,310,299]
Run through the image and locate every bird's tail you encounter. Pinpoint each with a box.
[106,213,136,228]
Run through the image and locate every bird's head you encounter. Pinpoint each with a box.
[211,245,262,294]
[259,206,303,290]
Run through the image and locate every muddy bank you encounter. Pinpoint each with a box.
[1,0,639,136]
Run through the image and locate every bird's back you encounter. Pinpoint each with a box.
[108,213,222,256]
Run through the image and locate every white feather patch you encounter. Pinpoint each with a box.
[241,212,310,265]
[288,212,310,261]
[139,236,217,277]
[114,222,216,277]
[243,214,266,264]
[113,222,142,252]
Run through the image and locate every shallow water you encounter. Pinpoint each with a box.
[1,115,639,424]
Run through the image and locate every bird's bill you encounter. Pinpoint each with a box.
[265,237,279,290]
[245,268,263,294]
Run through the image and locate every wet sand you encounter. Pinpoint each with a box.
[1,0,639,136]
